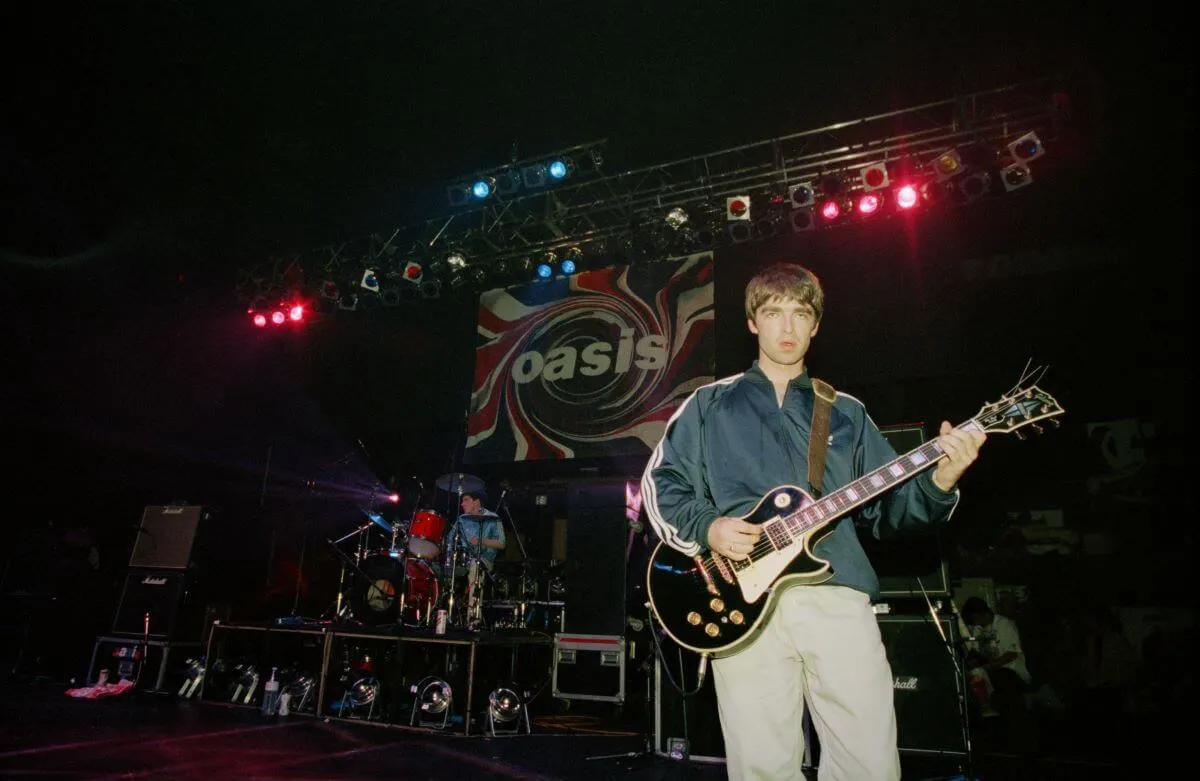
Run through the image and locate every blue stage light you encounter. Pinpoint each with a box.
[548,160,568,180]
[560,259,576,274]
[472,180,492,199]
[536,263,553,279]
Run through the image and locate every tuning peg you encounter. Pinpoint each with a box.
[1049,419,1060,428]
[1014,430,1026,441]
[1032,423,1044,435]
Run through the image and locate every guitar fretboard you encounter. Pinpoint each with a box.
[763,420,982,550]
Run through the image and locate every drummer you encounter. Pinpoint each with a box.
[452,490,506,571]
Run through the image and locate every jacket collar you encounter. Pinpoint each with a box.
[746,361,813,388]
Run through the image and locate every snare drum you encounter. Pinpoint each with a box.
[407,510,447,559]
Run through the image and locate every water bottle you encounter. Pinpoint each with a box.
[262,667,280,716]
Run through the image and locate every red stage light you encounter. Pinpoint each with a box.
[820,200,841,220]
[271,311,286,325]
[895,185,919,210]
[388,493,400,503]
[289,305,304,322]
[857,194,881,215]
[253,313,267,327]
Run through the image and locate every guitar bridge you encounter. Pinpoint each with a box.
[693,555,720,596]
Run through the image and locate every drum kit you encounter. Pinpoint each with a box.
[325,472,553,633]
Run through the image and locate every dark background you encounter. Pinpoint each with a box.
[0,1,1191,687]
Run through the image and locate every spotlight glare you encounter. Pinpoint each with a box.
[820,200,841,221]
[288,305,304,322]
[253,313,267,327]
[895,184,919,210]
[536,263,553,279]
[548,160,569,179]
[271,311,286,325]
[857,194,881,215]
[560,259,576,275]
[472,179,492,199]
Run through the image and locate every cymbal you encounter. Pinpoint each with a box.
[435,472,485,494]
[361,509,393,535]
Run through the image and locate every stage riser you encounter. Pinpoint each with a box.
[197,623,553,736]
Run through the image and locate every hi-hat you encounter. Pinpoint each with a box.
[435,472,485,494]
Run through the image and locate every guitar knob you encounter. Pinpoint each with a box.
[729,610,745,625]
[704,624,721,638]
[687,612,702,626]
[709,598,726,613]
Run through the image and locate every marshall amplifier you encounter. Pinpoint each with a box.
[111,569,205,641]
[129,505,210,570]
[877,612,968,756]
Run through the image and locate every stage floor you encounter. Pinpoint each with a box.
[0,675,1174,780]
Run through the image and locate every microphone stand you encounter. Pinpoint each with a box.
[918,578,975,780]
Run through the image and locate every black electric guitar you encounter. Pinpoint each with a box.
[646,384,1064,658]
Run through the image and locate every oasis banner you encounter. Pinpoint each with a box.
[464,253,715,463]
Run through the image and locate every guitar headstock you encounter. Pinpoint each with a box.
[974,385,1065,437]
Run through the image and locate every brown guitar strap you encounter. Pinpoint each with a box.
[808,378,836,498]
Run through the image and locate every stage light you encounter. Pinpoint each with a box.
[288,305,304,322]
[472,178,495,199]
[446,252,467,270]
[859,163,889,191]
[818,173,845,197]
[253,313,267,327]
[959,171,991,201]
[857,193,881,215]
[1007,131,1044,164]
[665,207,688,229]
[495,169,521,195]
[380,287,401,306]
[819,200,841,221]
[446,183,471,207]
[726,195,751,221]
[1000,163,1033,192]
[410,676,453,729]
[402,261,423,283]
[728,221,752,243]
[419,280,441,299]
[388,493,400,503]
[320,280,339,299]
[271,310,286,325]
[548,159,571,180]
[561,258,576,274]
[790,208,815,233]
[360,269,380,292]
[521,164,547,188]
[339,294,359,311]
[932,149,965,181]
[485,686,531,736]
[895,184,919,210]
[536,262,553,279]
[921,180,948,206]
[788,182,815,208]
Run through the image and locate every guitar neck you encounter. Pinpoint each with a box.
[780,420,980,539]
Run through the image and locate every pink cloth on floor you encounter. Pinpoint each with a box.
[65,678,137,699]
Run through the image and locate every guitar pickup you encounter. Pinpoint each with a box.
[709,552,736,585]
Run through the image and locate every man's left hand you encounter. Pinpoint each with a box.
[931,420,986,492]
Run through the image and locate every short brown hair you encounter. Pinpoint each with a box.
[745,263,824,322]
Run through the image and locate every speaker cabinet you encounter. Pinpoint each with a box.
[129,506,209,569]
[866,425,951,597]
[877,613,968,756]
[564,481,629,635]
[111,569,204,640]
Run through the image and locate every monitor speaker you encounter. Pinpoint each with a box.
[129,506,210,570]
[564,480,629,635]
[877,613,968,756]
[111,569,205,640]
[865,425,950,597]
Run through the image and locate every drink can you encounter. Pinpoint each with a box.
[436,609,448,635]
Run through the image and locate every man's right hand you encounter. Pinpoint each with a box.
[707,516,763,560]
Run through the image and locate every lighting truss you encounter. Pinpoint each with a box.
[236,77,1063,305]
